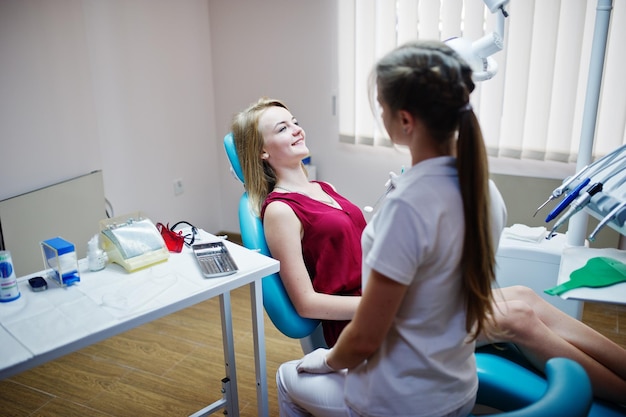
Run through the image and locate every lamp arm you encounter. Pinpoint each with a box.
[445,0,509,81]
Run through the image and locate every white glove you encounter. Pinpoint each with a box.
[385,171,400,190]
[296,348,336,374]
[364,170,402,213]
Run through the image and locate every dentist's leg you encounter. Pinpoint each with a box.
[277,360,349,417]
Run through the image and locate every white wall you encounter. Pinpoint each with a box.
[0,0,101,198]
[1,0,221,238]
[209,0,412,233]
[82,1,220,231]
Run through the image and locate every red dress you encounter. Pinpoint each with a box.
[261,181,366,346]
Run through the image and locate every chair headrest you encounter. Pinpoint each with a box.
[223,132,244,184]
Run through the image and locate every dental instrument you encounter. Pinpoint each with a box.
[581,143,626,180]
[544,178,591,223]
[539,143,626,241]
[588,200,626,242]
[533,165,589,217]
[363,183,392,213]
[594,155,626,193]
[364,173,398,213]
[534,146,626,218]
[547,182,603,238]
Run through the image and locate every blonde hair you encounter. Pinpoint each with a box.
[374,40,497,340]
[231,97,306,215]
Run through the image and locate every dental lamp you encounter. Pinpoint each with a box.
[445,0,616,247]
[445,0,510,81]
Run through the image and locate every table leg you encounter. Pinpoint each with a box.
[220,291,239,416]
[251,280,269,416]
[189,292,239,417]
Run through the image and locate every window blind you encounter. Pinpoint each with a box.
[338,0,626,163]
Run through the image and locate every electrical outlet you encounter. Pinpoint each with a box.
[173,178,184,196]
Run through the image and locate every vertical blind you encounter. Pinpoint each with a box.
[338,0,626,163]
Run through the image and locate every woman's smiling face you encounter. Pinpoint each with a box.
[259,105,308,165]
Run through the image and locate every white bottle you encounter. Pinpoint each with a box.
[0,250,20,302]
[87,234,107,271]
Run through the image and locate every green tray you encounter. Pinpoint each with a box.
[545,257,626,296]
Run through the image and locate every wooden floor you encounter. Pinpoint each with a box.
[1,281,625,416]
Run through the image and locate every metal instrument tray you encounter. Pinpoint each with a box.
[192,242,238,278]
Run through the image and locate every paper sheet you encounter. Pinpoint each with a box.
[557,246,626,304]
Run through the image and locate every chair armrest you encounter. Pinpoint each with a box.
[475,353,592,417]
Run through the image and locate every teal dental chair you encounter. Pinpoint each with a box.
[223,132,610,417]
[223,133,326,353]
[474,354,592,417]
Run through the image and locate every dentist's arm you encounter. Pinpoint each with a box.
[298,270,407,373]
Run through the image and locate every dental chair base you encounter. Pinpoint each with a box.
[477,344,626,417]
[473,353,592,417]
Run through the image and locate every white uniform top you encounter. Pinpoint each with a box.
[345,156,507,417]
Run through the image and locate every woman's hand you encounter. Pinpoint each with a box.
[324,270,408,370]
[296,348,337,374]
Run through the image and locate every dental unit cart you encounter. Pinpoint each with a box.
[495,231,583,319]
[533,143,626,308]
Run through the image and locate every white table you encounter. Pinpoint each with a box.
[557,246,626,305]
[0,231,279,417]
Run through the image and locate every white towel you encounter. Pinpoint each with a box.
[502,224,547,243]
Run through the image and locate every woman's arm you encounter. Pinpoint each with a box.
[325,269,408,370]
[264,200,360,321]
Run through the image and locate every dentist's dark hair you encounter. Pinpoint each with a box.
[373,40,497,340]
